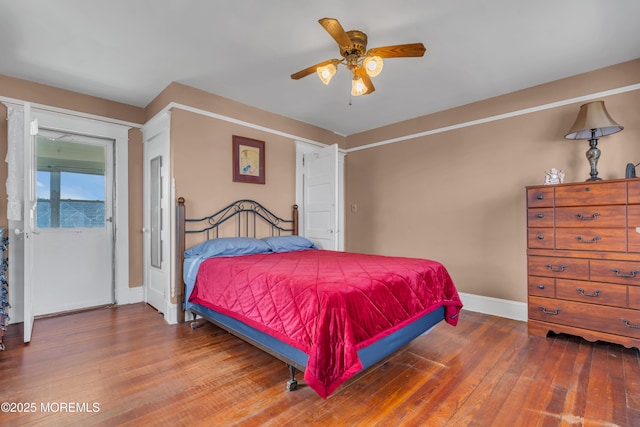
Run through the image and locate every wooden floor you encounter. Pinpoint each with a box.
[1,304,639,426]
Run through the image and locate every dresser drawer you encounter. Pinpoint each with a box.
[556,278,627,307]
[527,187,554,208]
[528,276,555,297]
[527,228,554,249]
[555,181,627,206]
[630,286,640,308]
[529,296,640,339]
[528,256,589,280]
[527,208,553,227]
[627,204,640,227]
[555,205,626,228]
[590,259,640,286]
[627,205,640,252]
[627,179,640,204]
[555,228,626,252]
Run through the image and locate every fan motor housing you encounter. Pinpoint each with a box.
[340,30,367,57]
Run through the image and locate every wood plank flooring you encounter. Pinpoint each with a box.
[0,303,639,426]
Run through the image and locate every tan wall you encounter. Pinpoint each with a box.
[344,59,640,302]
[170,108,298,250]
[0,75,146,289]
[127,129,144,287]
[148,84,347,251]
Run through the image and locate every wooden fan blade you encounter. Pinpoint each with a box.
[356,67,375,95]
[291,59,339,80]
[319,18,353,48]
[366,43,426,58]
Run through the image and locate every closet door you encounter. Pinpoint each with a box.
[297,143,341,250]
[142,113,171,320]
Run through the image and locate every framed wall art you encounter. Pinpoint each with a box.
[232,135,265,184]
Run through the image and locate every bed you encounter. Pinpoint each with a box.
[176,198,462,399]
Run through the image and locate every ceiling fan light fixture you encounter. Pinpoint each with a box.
[363,55,383,77]
[291,18,427,97]
[316,62,337,85]
[351,75,368,96]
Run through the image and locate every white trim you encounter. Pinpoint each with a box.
[346,83,640,153]
[149,102,349,153]
[0,96,142,129]
[165,303,178,324]
[458,292,527,322]
[128,286,144,304]
[113,124,130,305]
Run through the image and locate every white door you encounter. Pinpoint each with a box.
[30,126,115,316]
[142,113,170,318]
[6,104,39,341]
[9,107,128,342]
[302,144,339,250]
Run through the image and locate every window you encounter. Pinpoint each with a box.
[35,134,107,229]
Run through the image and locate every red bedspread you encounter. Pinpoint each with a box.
[189,250,462,398]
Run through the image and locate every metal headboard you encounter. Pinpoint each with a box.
[181,198,298,239]
[175,197,299,322]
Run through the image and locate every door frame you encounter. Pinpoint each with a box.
[28,109,130,306]
[295,141,345,251]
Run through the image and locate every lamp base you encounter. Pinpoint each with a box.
[586,136,601,181]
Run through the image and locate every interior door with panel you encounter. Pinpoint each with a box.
[302,144,339,250]
[142,113,171,318]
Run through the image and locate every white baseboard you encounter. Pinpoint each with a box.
[164,303,178,325]
[458,292,527,322]
[128,286,145,304]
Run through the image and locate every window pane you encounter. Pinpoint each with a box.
[36,136,106,229]
[150,156,162,268]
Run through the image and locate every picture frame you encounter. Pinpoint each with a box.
[232,135,265,184]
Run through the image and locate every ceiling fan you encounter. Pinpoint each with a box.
[291,18,426,96]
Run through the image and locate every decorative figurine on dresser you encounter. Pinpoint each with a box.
[526,179,640,350]
[0,228,8,351]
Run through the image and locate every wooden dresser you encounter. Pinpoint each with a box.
[526,178,640,349]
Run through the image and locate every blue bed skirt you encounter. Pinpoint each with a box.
[186,302,445,373]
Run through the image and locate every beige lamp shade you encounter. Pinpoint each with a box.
[565,101,624,139]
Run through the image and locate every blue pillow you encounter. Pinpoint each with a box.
[184,237,271,258]
[262,236,318,253]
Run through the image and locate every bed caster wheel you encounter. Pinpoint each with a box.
[286,379,298,391]
[190,321,201,330]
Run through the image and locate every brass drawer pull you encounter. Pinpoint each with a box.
[545,264,567,273]
[575,213,600,221]
[611,268,639,278]
[540,306,561,315]
[576,236,601,244]
[576,288,601,297]
[621,318,640,329]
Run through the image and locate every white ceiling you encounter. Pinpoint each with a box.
[1,0,639,136]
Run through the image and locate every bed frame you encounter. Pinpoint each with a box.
[176,197,447,393]
[176,197,303,389]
